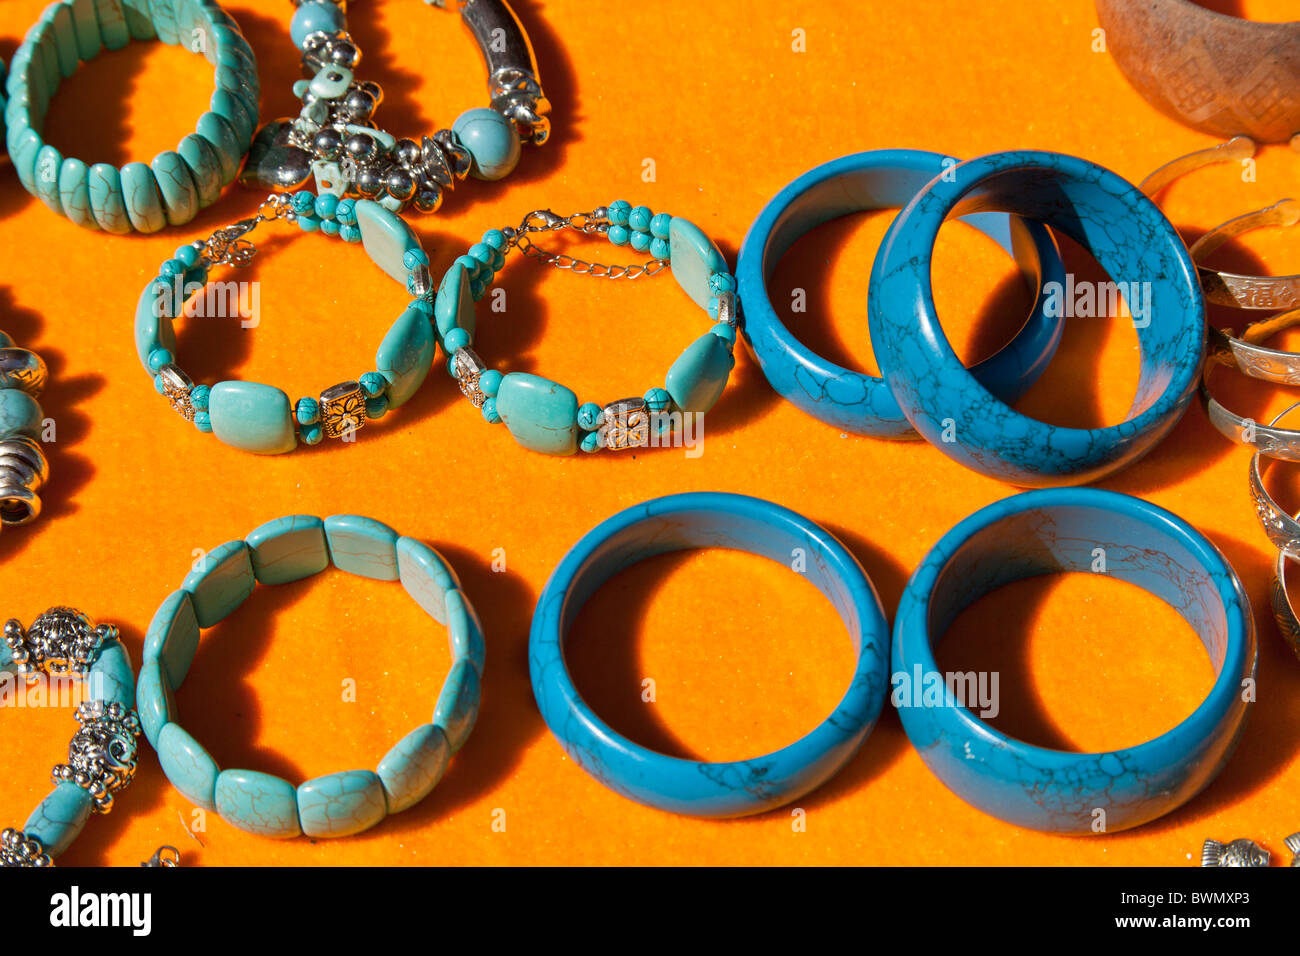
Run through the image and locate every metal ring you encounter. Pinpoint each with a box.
[1201,314,1300,459]
[1248,402,1300,552]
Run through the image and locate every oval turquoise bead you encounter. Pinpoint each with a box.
[134,278,178,372]
[215,769,301,838]
[395,536,460,625]
[57,157,94,227]
[151,149,200,225]
[88,162,131,234]
[0,389,43,440]
[668,217,729,310]
[143,588,199,687]
[177,132,224,206]
[195,111,242,186]
[452,107,520,181]
[136,658,174,747]
[209,87,253,146]
[24,783,92,859]
[207,380,297,455]
[324,514,399,581]
[434,659,481,753]
[34,144,65,215]
[182,538,254,627]
[377,724,450,814]
[245,514,330,585]
[156,722,219,810]
[434,262,474,343]
[296,770,388,838]
[494,372,580,456]
[665,331,735,413]
[355,199,422,285]
[88,639,135,708]
[290,0,346,49]
[446,588,486,675]
[119,161,167,233]
[376,303,435,409]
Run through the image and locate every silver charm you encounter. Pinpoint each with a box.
[453,347,488,407]
[52,700,142,814]
[320,381,368,438]
[0,828,51,867]
[602,398,651,450]
[0,436,47,527]
[3,607,115,684]
[158,364,196,422]
[1201,838,1270,867]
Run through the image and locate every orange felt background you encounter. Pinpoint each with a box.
[1,0,1299,867]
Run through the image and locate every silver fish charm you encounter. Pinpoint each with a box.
[1201,838,1269,867]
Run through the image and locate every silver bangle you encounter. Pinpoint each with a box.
[1203,313,1300,459]
[1248,404,1300,551]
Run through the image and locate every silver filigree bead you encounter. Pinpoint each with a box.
[601,398,651,450]
[453,348,488,407]
[0,828,52,867]
[51,701,142,815]
[4,608,114,684]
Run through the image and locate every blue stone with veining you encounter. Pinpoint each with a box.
[135,278,178,372]
[453,107,521,181]
[215,769,301,838]
[136,658,174,748]
[143,588,199,687]
[290,0,345,49]
[93,0,131,49]
[7,127,43,195]
[149,0,180,44]
[324,514,399,580]
[177,132,224,207]
[33,144,65,215]
[355,199,422,286]
[434,659,481,753]
[182,538,254,627]
[494,372,579,456]
[195,111,242,185]
[88,638,134,708]
[89,162,131,234]
[57,157,94,227]
[665,331,735,414]
[446,588,485,675]
[0,390,43,440]
[120,0,156,40]
[210,87,254,147]
[246,514,329,585]
[119,161,166,233]
[377,724,450,814]
[395,536,460,625]
[434,261,474,343]
[151,149,200,225]
[296,770,388,837]
[376,303,435,408]
[24,783,93,859]
[668,216,728,310]
[208,380,297,455]
[46,3,81,75]
[157,721,219,810]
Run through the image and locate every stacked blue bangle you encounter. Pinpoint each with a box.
[893,488,1255,833]
[530,492,890,817]
[137,515,485,839]
[5,0,257,233]
[133,191,438,454]
[736,149,1066,437]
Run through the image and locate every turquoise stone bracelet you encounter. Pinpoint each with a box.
[134,191,436,454]
[5,0,258,233]
[434,204,738,455]
[137,515,485,839]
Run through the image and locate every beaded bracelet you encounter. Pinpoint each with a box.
[5,0,258,233]
[134,191,437,454]
[0,329,49,528]
[1,608,141,866]
[434,203,737,456]
[244,0,549,215]
[137,515,485,839]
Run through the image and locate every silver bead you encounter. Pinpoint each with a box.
[354,166,384,198]
[342,88,377,122]
[453,347,488,407]
[313,127,343,160]
[413,186,443,214]
[240,119,314,192]
[410,264,433,298]
[601,398,651,450]
[385,167,417,203]
[393,137,421,168]
[344,131,376,162]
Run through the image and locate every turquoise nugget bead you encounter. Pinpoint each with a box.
[89,639,135,708]
[494,372,579,455]
[215,770,301,838]
[666,331,736,413]
[325,514,400,580]
[184,539,255,627]
[157,722,219,810]
[376,304,435,409]
[58,157,94,227]
[446,589,486,673]
[143,588,199,688]
[178,133,223,207]
[435,262,475,342]
[24,783,92,859]
[94,0,131,49]
[246,515,329,585]
[208,381,297,454]
[290,1,346,50]
[452,107,520,181]
[377,725,450,814]
[668,217,729,310]
[356,199,423,285]
[297,770,388,838]
[434,659,481,753]
[34,144,65,216]
[195,111,242,186]
[134,280,177,372]
[0,390,43,440]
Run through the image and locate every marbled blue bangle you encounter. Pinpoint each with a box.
[5,0,257,233]
[869,150,1205,486]
[893,487,1255,834]
[529,492,891,818]
[736,149,1066,437]
[136,515,485,839]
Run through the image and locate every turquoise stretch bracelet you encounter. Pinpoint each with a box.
[134,191,437,454]
[5,0,258,233]
[137,515,485,839]
[1,609,141,866]
[434,203,738,456]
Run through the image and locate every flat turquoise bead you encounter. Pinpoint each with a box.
[148,0,179,44]
[120,0,156,40]
[120,161,166,233]
[69,0,101,61]
[377,724,449,814]
[446,588,486,675]
[208,380,297,454]
[195,111,241,185]
[134,279,178,372]
[88,639,134,707]
[668,217,729,310]
[296,770,388,838]
[210,88,253,147]
[93,0,132,49]
[36,27,61,95]
[246,514,329,585]
[8,128,43,195]
[151,149,199,225]
[177,131,223,206]
[434,262,474,343]
[324,514,399,581]
[396,536,459,625]
[183,538,254,627]
[355,199,421,286]
[665,331,735,413]
[57,157,94,227]
[156,722,219,810]
[47,4,80,76]
[452,107,521,181]
[89,162,131,234]
[171,0,203,55]
[434,659,481,753]
[376,303,435,409]
[494,372,580,456]
[24,783,92,859]
[136,658,174,747]
[0,390,43,440]
[215,769,301,838]
[290,0,345,49]
[143,588,199,687]
[34,144,65,215]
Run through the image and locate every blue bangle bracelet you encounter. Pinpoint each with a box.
[870,150,1205,485]
[529,492,890,818]
[893,487,1255,834]
[736,149,1066,437]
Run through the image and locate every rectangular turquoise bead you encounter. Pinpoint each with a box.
[246,515,329,585]
[376,724,449,815]
[494,372,580,456]
[182,538,254,627]
[297,770,388,838]
[157,722,219,810]
[208,380,297,454]
[24,782,93,859]
[143,588,199,688]
[396,536,460,625]
[215,769,301,838]
[325,514,399,580]
[136,658,174,748]
[433,659,481,754]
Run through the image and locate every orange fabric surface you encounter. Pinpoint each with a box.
[0,0,1298,867]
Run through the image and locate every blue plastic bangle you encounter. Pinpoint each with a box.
[529,492,891,818]
[869,150,1205,485]
[736,149,1066,437]
[892,487,1255,834]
